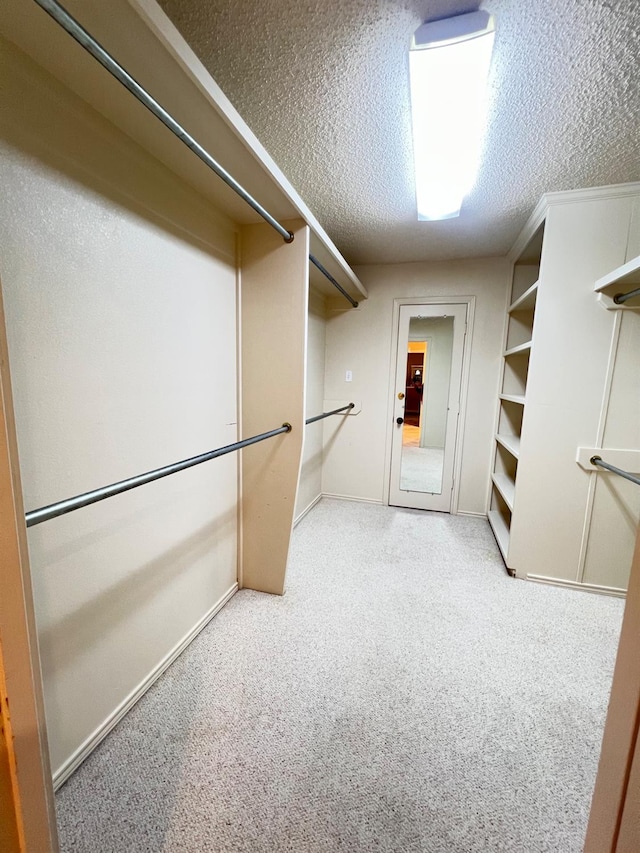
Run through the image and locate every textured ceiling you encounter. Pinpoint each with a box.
[157,0,640,265]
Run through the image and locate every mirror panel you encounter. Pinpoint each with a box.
[399,315,454,494]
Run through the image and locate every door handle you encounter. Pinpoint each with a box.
[396,417,404,425]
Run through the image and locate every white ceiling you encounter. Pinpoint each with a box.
[158,0,640,266]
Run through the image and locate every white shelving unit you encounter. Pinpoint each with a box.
[495,433,521,458]
[492,473,515,510]
[492,183,640,591]
[488,226,543,573]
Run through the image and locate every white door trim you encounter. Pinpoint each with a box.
[383,296,476,513]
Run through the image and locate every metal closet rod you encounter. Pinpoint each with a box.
[309,255,359,308]
[25,423,292,528]
[33,0,359,309]
[613,286,640,305]
[305,403,354,425]
[590,456,640,487]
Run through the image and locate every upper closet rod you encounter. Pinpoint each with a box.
[590,456,640,487]
[613,286,640,305]
[33,0,294,243]
[25,423,292,527]
[34,0,359,308]
[305,403,354,425]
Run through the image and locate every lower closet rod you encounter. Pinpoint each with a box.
[305,403,354,425]
[590,456,640,487]
[25,423,292,528]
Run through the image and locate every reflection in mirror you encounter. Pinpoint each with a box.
[399,315,454,494]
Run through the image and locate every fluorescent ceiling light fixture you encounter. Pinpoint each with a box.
[409,10,495,221]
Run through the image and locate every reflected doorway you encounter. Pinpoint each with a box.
[389,303,467,512]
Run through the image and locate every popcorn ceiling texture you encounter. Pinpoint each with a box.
[158,0,640,265]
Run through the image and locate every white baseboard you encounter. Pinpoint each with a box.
[321,492,384,505]
[457,510,487,518]
[293,493,322,526]
[53,582,238,790]
[526,574,626,599]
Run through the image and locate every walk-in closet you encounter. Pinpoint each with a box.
[1,0,639,851]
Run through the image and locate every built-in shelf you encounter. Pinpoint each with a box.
[492,473,515,511]
[500,394,526,405]
[496,433,521,458]
[503,341,532,358]
[594,254,640,310]
[508,281,538,313]
[488,510,510,561]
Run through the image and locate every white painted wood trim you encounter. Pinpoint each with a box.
[526,575,626,598]
[543,182,640,209]
[576,448,640,473]
[457,510,487,518]
[486,275,513,517]
[0,282,59,851]
[294,493,322,526]
[594,254,640,310]
[321,493,384,505]
[576,311,623,584]
[452,296,475,515]
[53,582,238,790]
[384,296,475,513]
[594,254,640,292]
[509,183,640,265]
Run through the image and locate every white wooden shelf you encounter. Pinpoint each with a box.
[500,393,526,405]
[492,473,515,511]
[508,281,538,313]
[488,510,510,561]
[496,433,521,459]
[503,341,532,357]
[594,254,640,310]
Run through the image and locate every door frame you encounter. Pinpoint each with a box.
[0,284,59,851]
[383,296,476,513]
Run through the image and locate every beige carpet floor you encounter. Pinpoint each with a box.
[55,499,624,852]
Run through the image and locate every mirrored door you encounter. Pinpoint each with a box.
[389,303,466,512]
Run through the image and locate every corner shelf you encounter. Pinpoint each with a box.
[492,473,515,511]
[508,281,538,313]
[500,393,526,405]
[495,433,520,459]
[488,510,510,560]
[490,219,544,575]
[503,341,532,358]
[594,254,640,310]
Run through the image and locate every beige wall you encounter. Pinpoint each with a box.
[0,40,238,779]
[295,287,327,520]
[322,258,511,513]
